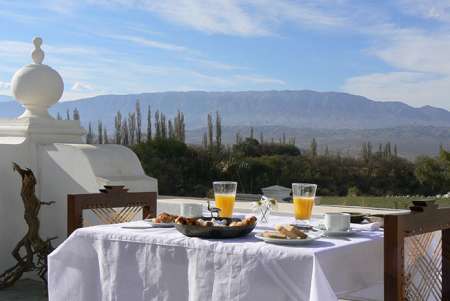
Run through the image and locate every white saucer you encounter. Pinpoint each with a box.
[323,229,360,236]
[255,232,322,245]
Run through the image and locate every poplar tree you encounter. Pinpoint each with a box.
[180,111,185,142]
[154,111,161,139]
[136,100,142,144]
[86,122,94,144]
[103,128,109,144]
[160,113,167,139]
[202,132,208,149]
[147,105,152,141]
[97,121,103,144]
[122,120,129,145]
[168,120,174,139]
[310,138,318,158]
[114,111,122,144]
[215,111,222,150]
[207,113,213,149]
[128,112,136,145]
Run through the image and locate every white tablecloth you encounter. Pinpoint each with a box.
[48,215,383,301]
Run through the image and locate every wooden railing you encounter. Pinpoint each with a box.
[67,186,157,235]
[384,200,450,300]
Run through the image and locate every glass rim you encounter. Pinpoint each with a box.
[292,183,317,187]
[213,181,237,185]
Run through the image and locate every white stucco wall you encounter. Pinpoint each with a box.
[0,138,34,271]
[0,139,157,271]
[38,143,157,246]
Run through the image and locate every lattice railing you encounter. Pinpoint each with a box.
[384,200,450,301]
[404,231,442,301]
[68,186,157,235]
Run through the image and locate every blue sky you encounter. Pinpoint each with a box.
[0,0,450,110]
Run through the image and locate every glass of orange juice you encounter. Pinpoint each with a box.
[213,181,237,218]
[292,183,317,224]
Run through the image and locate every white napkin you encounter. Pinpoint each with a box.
[351,222,380,231]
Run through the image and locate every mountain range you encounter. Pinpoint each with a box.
[0,90,448,157]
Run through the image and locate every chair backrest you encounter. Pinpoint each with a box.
[384,200,450,301]
[67,185,157,235]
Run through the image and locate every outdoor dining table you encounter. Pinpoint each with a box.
[48,214,384,301]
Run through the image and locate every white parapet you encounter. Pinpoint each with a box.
[0,37,157,271]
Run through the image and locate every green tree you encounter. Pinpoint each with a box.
[215,111,222,150]
[114,111,122,144]
[207,113,213,149]
[97,121,103,144]
[103,128,109,144]
[136,100,142,144]
[147,105,152,141]
[310,138,318,158]
[154,111,161,139]
[86,122,94,144]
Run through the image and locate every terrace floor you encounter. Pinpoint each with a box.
[0,279,47,301]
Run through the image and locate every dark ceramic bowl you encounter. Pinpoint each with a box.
[342,212,367,224]
[175,217,256,239]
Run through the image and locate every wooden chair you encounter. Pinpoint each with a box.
[384,200,450,300]
[67,185,157,235]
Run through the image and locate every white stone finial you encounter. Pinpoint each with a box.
[11,36,64,119]
[32,37,44,64]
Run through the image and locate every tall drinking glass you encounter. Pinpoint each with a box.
[292,183,317,224]
[213,181,237,218]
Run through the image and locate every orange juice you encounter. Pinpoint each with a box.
[215,193,236,217]
[293,197,314,220]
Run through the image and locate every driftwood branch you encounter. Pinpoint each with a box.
[0,163,56,290]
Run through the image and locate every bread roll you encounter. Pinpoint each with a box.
[284,225,307,239]
[275,224,298,239]
[262,231,287,239]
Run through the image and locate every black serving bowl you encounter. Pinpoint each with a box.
[342,212,367,224]
[175,217,256,239]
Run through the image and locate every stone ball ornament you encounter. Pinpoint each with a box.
[11,37,64,119]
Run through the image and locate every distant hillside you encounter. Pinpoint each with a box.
[1,90,450,129]
[0,90,449,157]
[186,125,450,159]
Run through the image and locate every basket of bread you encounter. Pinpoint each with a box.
[174,216,257,239]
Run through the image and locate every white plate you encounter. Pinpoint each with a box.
[121,226,154,230]
[323,229,360,236]
[255,232,322,245]
[144,219,176,228]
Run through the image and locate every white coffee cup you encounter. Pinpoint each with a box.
[180,203,203,218]
[324,213,351,232]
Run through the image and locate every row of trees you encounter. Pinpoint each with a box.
[80,101,186,145]
[57,102,448,198]
[133,135,449,198]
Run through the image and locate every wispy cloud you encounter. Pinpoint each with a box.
[343,22,450,109]
[105,34,188,52]
[67,0,348,37]
[398,0,450,23]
